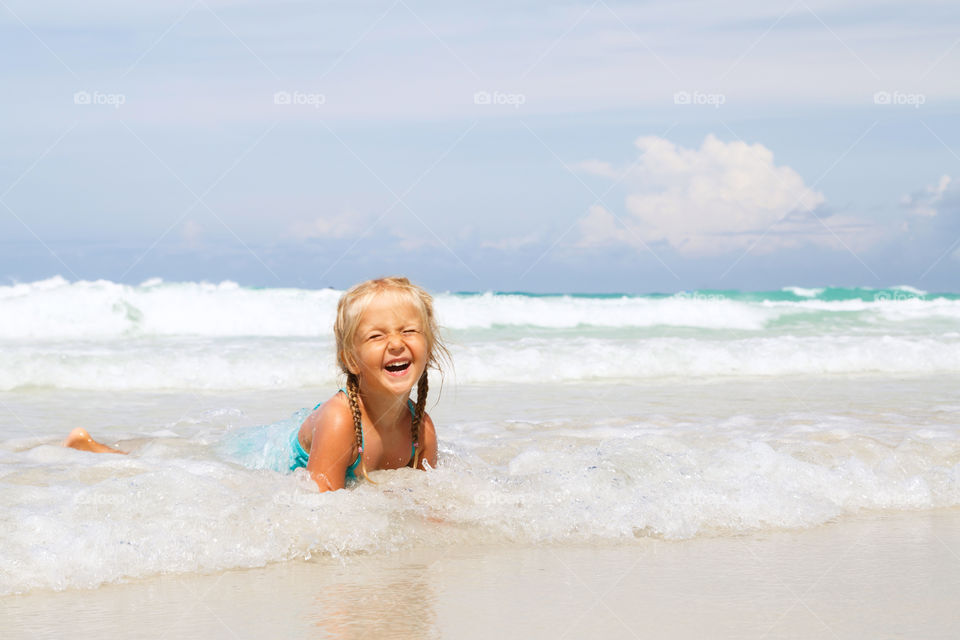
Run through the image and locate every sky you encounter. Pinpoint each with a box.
[1,0,959,293]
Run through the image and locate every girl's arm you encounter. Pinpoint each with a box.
[417,412,438,470]
[304,400,358,492]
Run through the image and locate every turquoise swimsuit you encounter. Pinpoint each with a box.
[289,389,417,477]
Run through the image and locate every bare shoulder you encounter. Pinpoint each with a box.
[303,392,355,444]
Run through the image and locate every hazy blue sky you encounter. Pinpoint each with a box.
[1,0,958,292]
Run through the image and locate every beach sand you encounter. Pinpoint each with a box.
[4,507,959,639]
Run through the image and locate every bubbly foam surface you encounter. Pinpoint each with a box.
[2,379,959,595]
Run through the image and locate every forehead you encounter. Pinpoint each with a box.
[355,291,422,328]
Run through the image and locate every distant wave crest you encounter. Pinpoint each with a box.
[1,277,958,339]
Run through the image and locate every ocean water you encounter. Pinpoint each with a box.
[1,277,959,595]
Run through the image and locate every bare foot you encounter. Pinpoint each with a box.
[62,428,126,454]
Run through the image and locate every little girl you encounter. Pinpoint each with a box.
[63,276,450,492]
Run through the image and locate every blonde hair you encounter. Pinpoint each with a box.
[334,277,449,481]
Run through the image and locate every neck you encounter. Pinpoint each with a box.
[357,386,410,434]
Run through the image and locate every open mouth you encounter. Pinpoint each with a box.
[384,360,411,374]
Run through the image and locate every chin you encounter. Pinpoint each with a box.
[383,369,423,394]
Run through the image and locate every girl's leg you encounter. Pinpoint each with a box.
[62,428,126,454]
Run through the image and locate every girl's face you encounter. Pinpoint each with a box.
[349,293,428,396]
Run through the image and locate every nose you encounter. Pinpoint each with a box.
[386,332,404,350]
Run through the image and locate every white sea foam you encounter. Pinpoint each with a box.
[0,278,774,338]
[438,291,775,330]
[2,333,958,391]
[0,277,958,390]
[2,277,958,341]
[2,412,959,595]
[0,277,341,339]
[782,286,824,297]
[891,284,928,296]
[455,335,960,382]
[2,278,957,595]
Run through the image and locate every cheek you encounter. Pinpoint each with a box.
[413,338,429,360]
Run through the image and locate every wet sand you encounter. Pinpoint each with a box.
[4,507,960,639]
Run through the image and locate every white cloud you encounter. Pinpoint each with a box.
[901,175,953,217]
[578,205,623,248]
[574,135,882,256]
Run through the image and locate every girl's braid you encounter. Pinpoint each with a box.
[345,372,373,483]
[411,369,428,469]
